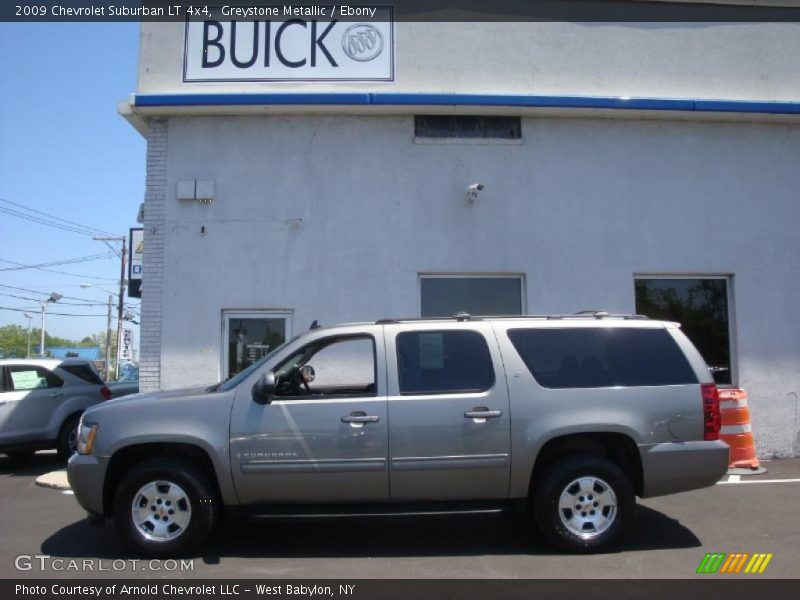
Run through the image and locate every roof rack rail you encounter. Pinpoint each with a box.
[574,310,610,318]
[375,313,649,325]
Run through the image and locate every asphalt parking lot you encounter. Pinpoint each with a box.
[0,453,798,580]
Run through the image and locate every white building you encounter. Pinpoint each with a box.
[121,10,800,458]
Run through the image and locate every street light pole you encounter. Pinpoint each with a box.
[38,292,61,357]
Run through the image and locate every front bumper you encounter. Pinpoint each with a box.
[640,440,729,498]
[67,453,110,517]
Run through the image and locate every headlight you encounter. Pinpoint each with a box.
[76,421,98,455]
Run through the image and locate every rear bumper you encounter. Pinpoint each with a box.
[67,453,109,516]
[640,440,729,498]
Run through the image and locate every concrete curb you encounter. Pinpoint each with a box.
[35,469,71,491]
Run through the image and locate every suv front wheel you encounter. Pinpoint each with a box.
[112,458,218,557]
[533,455,634,553]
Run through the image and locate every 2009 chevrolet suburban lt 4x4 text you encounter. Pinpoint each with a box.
[68,313,729,556]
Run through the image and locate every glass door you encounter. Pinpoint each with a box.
[222,310,292,380]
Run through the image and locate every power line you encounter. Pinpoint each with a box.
[0,292,108,307]
[0,198,115,237]
[0,284,113,304]
[0,205,108,237]
[0,256,118,281]
[100,239,122,258]
[0,253,114,272]
[0,305,108,317]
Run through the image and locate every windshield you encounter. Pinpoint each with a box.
[211,340,291,392]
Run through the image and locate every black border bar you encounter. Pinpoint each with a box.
[4,0,800,22]
[5,579,800,600]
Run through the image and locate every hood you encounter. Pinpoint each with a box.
[84,384,214,416]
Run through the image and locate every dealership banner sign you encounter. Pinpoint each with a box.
[118,328,134,363]
[183,6,394,81]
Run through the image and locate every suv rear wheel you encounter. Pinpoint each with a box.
[112,458,218,557]
[533,455,634,553]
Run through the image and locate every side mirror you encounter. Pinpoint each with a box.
[253,371,276,404]
[299,365,315,383]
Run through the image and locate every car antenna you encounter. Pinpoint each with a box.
[309,320,320,330]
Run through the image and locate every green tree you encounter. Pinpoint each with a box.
[0,324,83,358]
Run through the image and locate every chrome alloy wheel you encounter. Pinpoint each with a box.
[558,476,617,539]
[131,480,192,542]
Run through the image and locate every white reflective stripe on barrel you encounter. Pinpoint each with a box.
[719,398,748,409]
[720,423,752,435]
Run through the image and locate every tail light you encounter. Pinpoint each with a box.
[100,386,112,401]
[702,383,721,441]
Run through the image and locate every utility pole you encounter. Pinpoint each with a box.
[40,305,46,357]
[105,295,113,381]
[116,236,127,380]
[23,313,33,358]
[93,236,127,380]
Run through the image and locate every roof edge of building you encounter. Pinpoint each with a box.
[124,92,800,124]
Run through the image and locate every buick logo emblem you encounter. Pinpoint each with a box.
[342,24,384,62]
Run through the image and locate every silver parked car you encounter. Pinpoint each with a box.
[1,358,112,461]
[68,314,729,556]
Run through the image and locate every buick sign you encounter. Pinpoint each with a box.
[342,24,384,62]
[183,8,394,82]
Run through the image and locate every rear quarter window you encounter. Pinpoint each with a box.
[59,363,104,385]
[6,366,64,390]
[507,327,698,388]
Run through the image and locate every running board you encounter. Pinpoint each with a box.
[239,501,515,520]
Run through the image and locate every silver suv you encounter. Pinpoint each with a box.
[68,314,728,555]
[1,358,111,461]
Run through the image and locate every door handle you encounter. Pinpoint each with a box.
[50,392,65,398]
[464,407,503,420]
[0,401,6,407]
[341,412,380,424]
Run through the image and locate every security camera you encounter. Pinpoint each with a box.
[466,183,485,203]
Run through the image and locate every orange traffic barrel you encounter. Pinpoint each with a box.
[718,388,761,470]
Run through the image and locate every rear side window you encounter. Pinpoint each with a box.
[6,366,64,390]
[396,330,494,394]
[59,364,104,385]
[507,328,698,388]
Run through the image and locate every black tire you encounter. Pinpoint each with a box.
[113,458,218,557]
[533,455,634,553]
[5,450,35,461]
[56,415,81,463]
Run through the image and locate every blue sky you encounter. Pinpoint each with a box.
[0,22,143,351]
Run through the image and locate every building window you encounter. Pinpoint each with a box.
[634,277,734,386]
[396,330,494,395]
[222,310,292,380]
[414,116,522,139]
[420,275,524,318]
[507,328,697,389]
